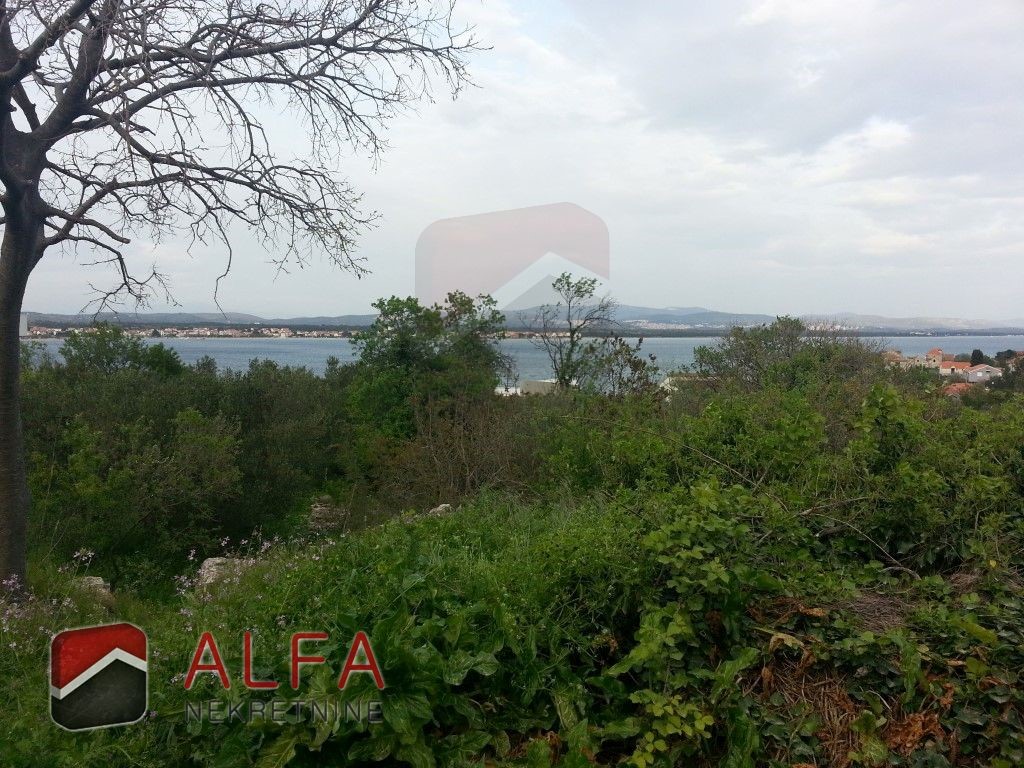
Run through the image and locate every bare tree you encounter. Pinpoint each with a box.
[0,0,476,585]
[530,272,616,389]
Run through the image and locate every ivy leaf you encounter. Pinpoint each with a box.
[385,697,415,735]
[255,731,302,768]
[395,741,436,768]
[443,651,476,685]
[712,648,759,702]
[443,651,499,685]
[952,616,999,647]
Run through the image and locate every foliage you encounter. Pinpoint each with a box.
[530,272,618,389]
[347,292,507,439]
[691,317,885,394]
[969,349,991,367]
[5,482,1023,767]
[60,324,185,376]
[608,483,778,766]
[21,338,349,580]
[28,408,241,587]
[6,314,1024,766]
[577,336,661,398]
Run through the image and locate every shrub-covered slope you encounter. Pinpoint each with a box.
[4,491,1023,767]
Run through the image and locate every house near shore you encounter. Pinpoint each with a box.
[938,361,971,376]
[885,349,937,370]
[886,346,1011,384]
[659,372,717,392]
[965,364,1002,383]
[520,379,558,395]
[936,360,1002,383]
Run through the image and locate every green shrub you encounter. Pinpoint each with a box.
[28,408,241,587]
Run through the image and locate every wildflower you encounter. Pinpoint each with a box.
[1,573,22,590]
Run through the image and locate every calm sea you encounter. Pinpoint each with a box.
[33,335,1024,382]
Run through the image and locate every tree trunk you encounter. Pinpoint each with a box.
[0,225,33,588]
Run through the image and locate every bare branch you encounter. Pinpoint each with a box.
[0,0,477,307]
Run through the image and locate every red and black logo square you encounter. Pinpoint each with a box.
[50,622,148,731]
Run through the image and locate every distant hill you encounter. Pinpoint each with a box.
[26,311,263,326]
[24,308,1024,334]
[614,305,777,327]
[266,314,378,327]
[504,304,778,329]
[800,313,1019,332]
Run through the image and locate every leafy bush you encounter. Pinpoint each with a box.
[29,408,241,587]
[60,324,185,376]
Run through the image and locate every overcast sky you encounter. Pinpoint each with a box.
[24,0,1024,320]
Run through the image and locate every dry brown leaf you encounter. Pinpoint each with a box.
[799,605,827,618]
[884,711,945,756]
[769,631,806,653]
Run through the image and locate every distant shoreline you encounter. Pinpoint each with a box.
[29,327,1024,340]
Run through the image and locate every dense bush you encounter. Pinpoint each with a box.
[21,331,351,579]
[29,408,241,588]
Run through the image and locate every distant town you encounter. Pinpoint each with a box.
[25,324,355,339]
[885,346,1024,397]
[21,320,547,341]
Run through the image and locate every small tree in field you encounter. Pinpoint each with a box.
[530,272,617,389]
[349,291,506,439]
[0,0,476,585]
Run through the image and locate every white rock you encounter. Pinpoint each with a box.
[74,576,114,607]
[309,497,350,531]
[196,557,251,590]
